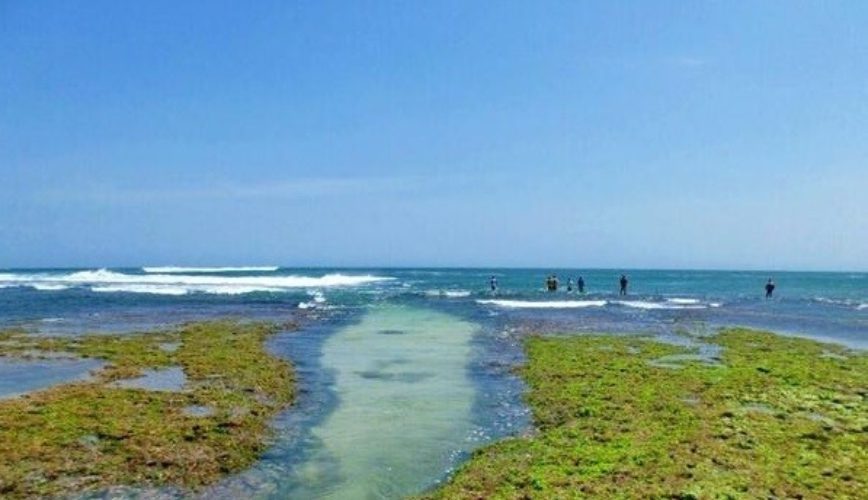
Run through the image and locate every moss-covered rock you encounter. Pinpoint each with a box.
[0,320,296,497]
[427,329,867,499]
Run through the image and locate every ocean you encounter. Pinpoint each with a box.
[1,267,865,498]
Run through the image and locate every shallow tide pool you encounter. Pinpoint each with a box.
[209,304,492,499]
[0,357,102,400]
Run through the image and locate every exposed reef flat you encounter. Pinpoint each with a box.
[426,328,867,499]
[0,320,296,498]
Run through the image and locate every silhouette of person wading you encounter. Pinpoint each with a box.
[765,278,775,299]
[619,274,629,296]
[546,275,559,292]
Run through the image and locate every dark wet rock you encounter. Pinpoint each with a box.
[355,370,435,383]
[377,329,406,335]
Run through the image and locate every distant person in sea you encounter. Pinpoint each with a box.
[765,278,775,299]
[546,275,559,292]
[619,274,628,296]
[490,275,497,292]
[567,278,573,292]
[577,276,585,294]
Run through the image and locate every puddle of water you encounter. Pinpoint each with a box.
[159,342,181,353]
[112,366,187,392]
[184,405,216,417]
[0,357,102,399]
[742,403,776,414]
[647,353,721,370]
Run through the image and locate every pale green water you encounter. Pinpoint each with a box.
[290,305,477,499]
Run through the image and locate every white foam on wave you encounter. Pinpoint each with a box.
[666,298,701,305]
[142,266,279,273]
[615,300,706,310]
[32,284,71,291]
[0,269,392,296]
[477,299,607,309]
[426,290,472,298]
[813,297,868,311]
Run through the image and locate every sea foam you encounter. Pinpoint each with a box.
[615,300,706,310]
[0,269,392,295]
[666,298,701,305]
[142,266,279,273]
[476,299,607,309]
[426,290,472,298]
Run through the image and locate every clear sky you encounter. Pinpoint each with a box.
[2,1,866,270]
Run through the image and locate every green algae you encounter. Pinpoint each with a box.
[0,321,296,498]
[427,328,867,499]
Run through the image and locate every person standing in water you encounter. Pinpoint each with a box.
[567,278,573,292]
[765,278,775,299]
[619,274,628,296]
[552,275,560,292]
[489,275,498,292]
[577,276,585,294]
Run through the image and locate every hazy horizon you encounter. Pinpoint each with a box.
[3,2,867,270]
[1,264,864,274]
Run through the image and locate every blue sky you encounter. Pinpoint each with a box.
[2,1,866,270]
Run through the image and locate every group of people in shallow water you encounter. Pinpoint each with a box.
[488,274,622,294]
[489,274,778,298]
[543,275,588,293]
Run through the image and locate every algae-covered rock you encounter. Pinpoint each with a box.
[427,328,867,499]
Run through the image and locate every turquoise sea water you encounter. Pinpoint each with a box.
[1,267,865,498]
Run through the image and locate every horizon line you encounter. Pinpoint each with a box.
[1,265,865,274]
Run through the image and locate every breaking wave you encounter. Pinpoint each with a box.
[31,284,71,291]
[476,298,716,310]
[298,290,328,309]
[476,299,607,309]
[614,300,706,310]
[142,266,279,273]
[813,297,868,311]
[426,290,472,298]
[0,269,392,295]
[666,298,701,305]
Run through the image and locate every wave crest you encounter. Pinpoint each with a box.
[0,269,392,295]
[476,299,607,309]
[142,266,279,273]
